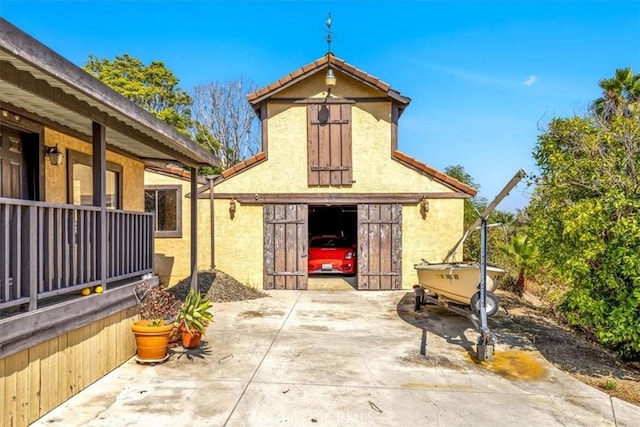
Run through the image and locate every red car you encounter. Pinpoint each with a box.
[308,235,356,275]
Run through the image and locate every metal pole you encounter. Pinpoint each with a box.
[208,176,215,271]
[479,216,488,331]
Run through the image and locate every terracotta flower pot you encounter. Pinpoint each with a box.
[181,330,202,348]
[131,320,173,362]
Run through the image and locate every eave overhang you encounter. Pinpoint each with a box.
[0,18,219,168]
[247,53,411,115]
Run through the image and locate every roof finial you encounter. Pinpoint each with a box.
[326,13,332,54]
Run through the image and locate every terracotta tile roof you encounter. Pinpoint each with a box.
[218,151,267,181]
[144,161,207,183]
[210,150,475,196]
[392,151,477,196]
[247,53,411,107]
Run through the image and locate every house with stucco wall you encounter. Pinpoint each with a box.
[188,53,477,290]
[0,18,217,425]
[143,163,214,286]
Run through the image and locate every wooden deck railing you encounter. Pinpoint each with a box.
[0,198,154,312]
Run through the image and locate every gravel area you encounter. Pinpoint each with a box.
[168,269,269,303]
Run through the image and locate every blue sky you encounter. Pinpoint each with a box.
[2,1,639,212]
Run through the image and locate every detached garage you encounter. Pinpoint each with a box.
[201,53,476,290]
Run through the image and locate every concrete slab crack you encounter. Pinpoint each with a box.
[223,291,303,426]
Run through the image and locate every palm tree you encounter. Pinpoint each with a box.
[592,67,640,121]
[490,210,516,242]
[502,234,536,297]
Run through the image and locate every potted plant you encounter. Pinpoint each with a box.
[131,282,181,362]
[175,289,214,348]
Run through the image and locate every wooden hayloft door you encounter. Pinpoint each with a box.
[264,204,308,290]
[307,104,352,186]
[357,204,402,290]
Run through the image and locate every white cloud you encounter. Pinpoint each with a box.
[410,59,515,88]
[411,59,496,85]
[522,75,537,87]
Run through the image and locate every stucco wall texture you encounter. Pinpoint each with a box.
[213,70,466,289]
[213,202,264,288]
[213,198,462,290]
[144,171,212,286]
[44,128,144,211]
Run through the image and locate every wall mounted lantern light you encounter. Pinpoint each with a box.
[325,68,336,93]
[420,197,429,213]
[45,145,64,166]
[420,196,429,219]
[229,197,236,219]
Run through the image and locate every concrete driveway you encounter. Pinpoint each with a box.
[32,289,640,426]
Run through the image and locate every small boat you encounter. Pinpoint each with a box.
[414,169,526,318]
[414,261,507,315]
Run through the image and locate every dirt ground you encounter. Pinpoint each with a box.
[498,289,640,407]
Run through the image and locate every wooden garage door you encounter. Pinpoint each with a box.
[264,204,308,290]
[357,204,402,290]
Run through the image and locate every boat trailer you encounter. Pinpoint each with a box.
[414,169,526,361]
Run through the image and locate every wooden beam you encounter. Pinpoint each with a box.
[260,103,268,155]
[0,277,155,359]
[190,168,198,293]
[24,206,38,311]
[0,107,43,133]
[269,97,356,104]
[199,192,468,203]
[391,104,399,152]
[92,122,107,290]
[267,97,394,104]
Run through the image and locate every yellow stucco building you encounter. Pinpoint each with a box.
[170,53,476,290]
[144,165,213,286]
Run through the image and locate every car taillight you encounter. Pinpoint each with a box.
[345,251,354,260]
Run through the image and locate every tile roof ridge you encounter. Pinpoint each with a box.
[392,150,477,196]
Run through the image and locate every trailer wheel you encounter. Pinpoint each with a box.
[470,291,499,317]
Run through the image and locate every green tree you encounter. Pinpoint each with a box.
[501,234,536,297]
[529,68,640,359]
[444,165,518,263]
[445,165,485,260]
[491,210,516,242]
[591,67,640,121]
[84,54,194,136]
[85,54,222,175]
[444,164,485,227]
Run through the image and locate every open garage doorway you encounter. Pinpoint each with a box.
[307,205,358,290]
